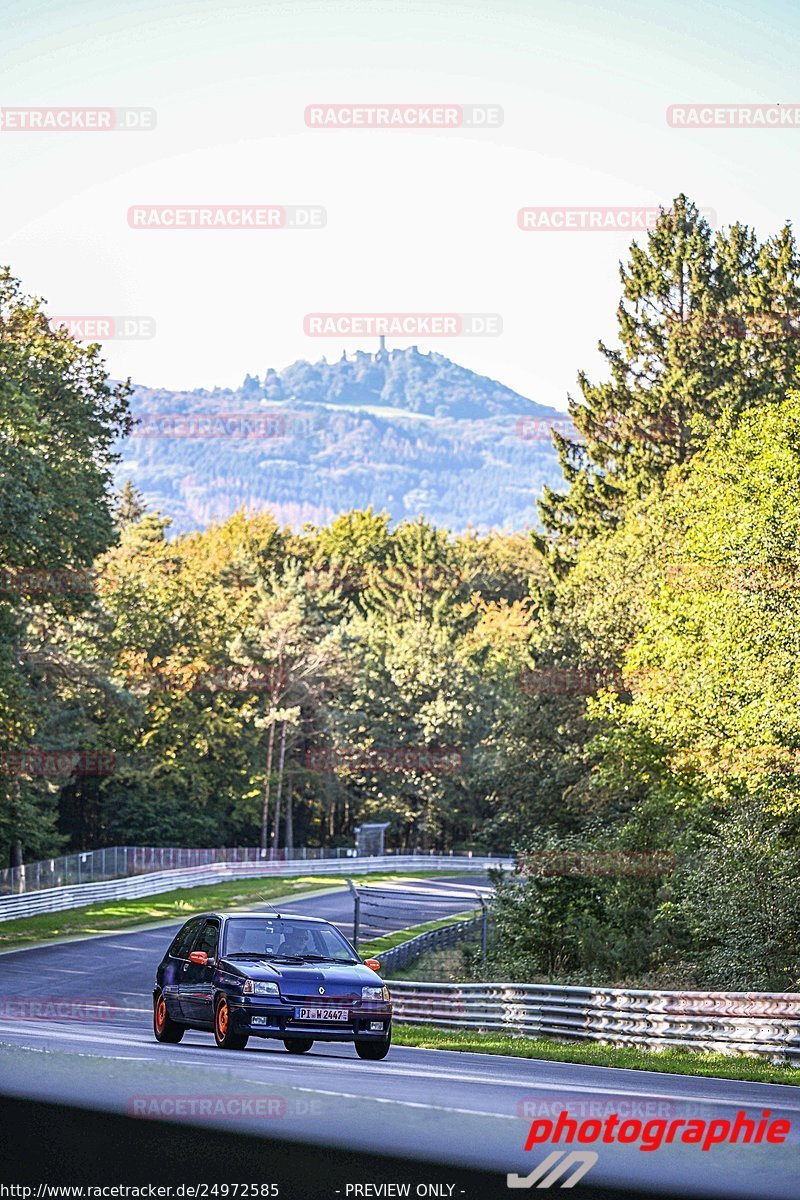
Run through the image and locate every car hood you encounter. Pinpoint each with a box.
[221,957,385,989]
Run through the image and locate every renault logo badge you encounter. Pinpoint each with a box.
[319,986,325,995]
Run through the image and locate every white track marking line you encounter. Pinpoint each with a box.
[0,1027,156,1050]
[0,1040,290,1074]
[2,1027,797,1116]
[361,884,490,897]
[1,1026,797,1114]
[101,943,163,951]
[290,1085,517,1120]
[0,885,346,958]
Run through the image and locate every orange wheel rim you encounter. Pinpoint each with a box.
[155,997,166,1032]
[217,1002,228,1035]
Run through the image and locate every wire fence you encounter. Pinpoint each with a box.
[378,915,483,975]
[0,845,353,896]
[357,884,482,940]
[0,845,501,897]
[349,879,492,950]
[0,855,514,920]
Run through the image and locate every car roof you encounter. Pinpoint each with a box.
[190,911,332,924]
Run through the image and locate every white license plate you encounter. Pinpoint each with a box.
[295,1006,348,1021]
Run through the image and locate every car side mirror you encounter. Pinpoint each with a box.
[189,951,209,965]
[364,958,381,972]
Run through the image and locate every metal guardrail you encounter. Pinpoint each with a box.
[379,915,482,974]
[0,855,513,922]
[389,979,800,1064]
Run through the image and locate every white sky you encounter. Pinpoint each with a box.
[2,0,798,411]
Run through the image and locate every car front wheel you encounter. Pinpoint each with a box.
[153,992,184,1044]
[214,996,249,1050]
[355,1034,390,1060]
[283,1038,314,1054]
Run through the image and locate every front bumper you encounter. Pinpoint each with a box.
[229,997,392,1041]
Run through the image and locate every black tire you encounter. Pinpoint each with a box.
[214,996,249,1050]
[283,1038,314,1054]
[153,992,185,1044]
[355,1034,391,1061]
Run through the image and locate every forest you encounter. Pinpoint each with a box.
[3,196,800,990]
[122,354,565,535]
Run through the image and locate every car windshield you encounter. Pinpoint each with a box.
[222,917,359,963]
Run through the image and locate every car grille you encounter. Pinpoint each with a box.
[281,989,360,1004]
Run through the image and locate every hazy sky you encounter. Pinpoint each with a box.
[2,0,798,409]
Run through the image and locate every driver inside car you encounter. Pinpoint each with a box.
[280,926,316,957]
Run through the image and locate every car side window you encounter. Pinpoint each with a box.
[171,919,201,960]
[193,919,220,960]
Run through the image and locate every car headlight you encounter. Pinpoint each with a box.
[243,980,280,996]
[362,985,389,1001]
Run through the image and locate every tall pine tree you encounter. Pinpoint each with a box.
[538,196,800,573]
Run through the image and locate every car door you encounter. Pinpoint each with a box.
[180,918,220,1025]
[164,918,203,1018]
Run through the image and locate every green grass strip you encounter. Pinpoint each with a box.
[0,870,451,952]
[392,1024,800,1085]
[360,909,477,958]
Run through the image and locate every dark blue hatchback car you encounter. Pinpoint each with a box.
[153,911,392,1059]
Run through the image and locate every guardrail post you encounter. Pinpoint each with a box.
[479,895,488,962]
[346,878,360,952]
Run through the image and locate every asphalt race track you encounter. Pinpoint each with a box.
[0,875,797,1198]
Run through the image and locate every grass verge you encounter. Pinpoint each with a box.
[360,909,476,959]
[392,1024,800,1085]
[0,871,449,953]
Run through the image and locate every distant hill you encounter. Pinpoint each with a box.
[116,345,569,534]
